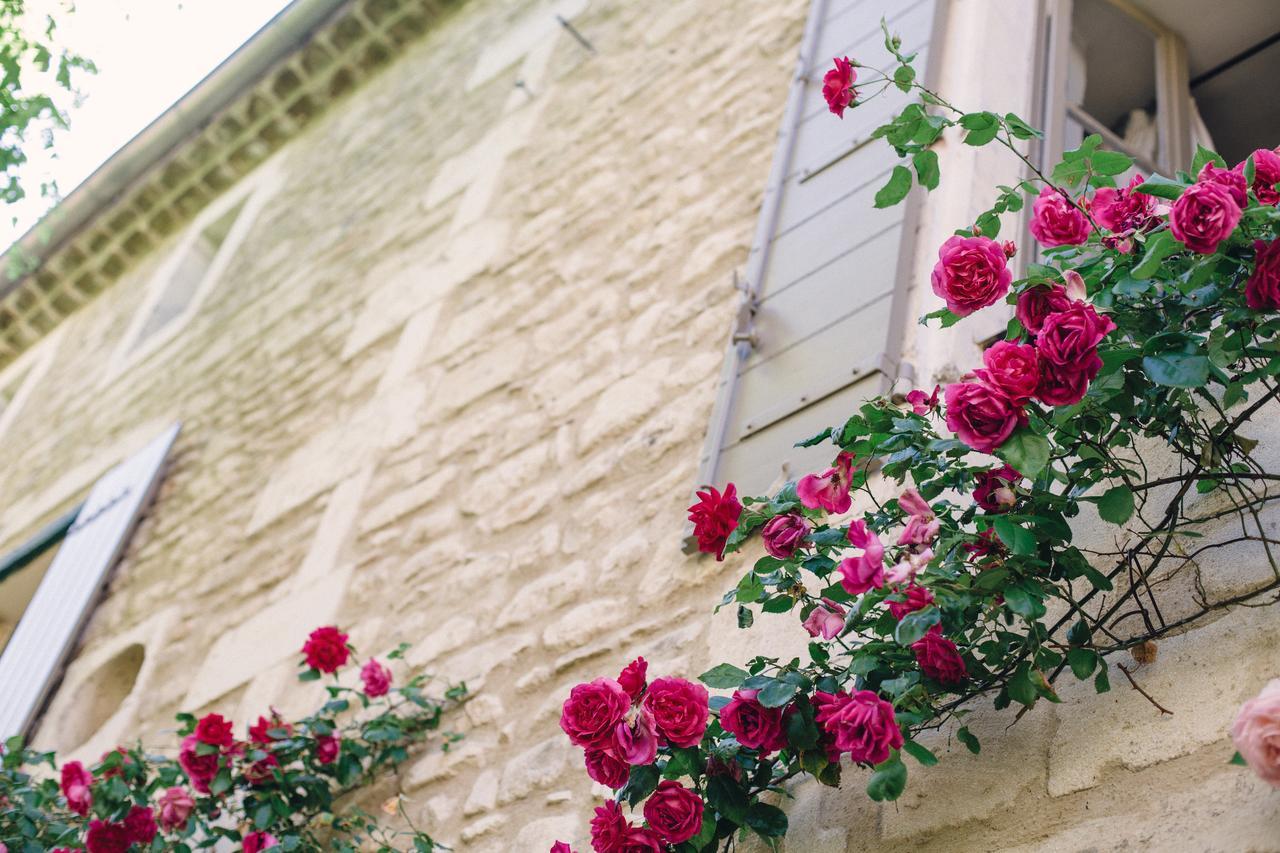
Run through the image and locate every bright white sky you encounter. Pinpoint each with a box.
[3,0,294,250]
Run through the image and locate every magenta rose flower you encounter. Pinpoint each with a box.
[812,690,903,764]
[195,713,235,750]
[59,760,93,816]
[315,734,340,765]
[1091,174,1158,234]
[1015,284,1073,336]
[1246,239,1280,311]
[242,831,279,853]
[839,520,885,595]
[158,786,195,832]
[85,820,131,853]
[123,806,158,846]
[360,658,393,697]
[584,747,629,788]
[1029,186,1092,246]
[642,677,709,748]
[550,842,576,853]
[1035,353,1102,406]
[906,384,940,415]
[973,464,1020,512]
[897,487,939,547]
[931,235,1012,316]
[887,584,934,621]
[822,56,857,118]
[590,800,628,851]
[642,780,704,844]
[622,829,664,852]
[611,708,659,766]
[911,626,967,684]
[687,483,741,560]
[1036,302,1116,366]
[802,598,847,640]
[1239,147,1280,205]
[1169,180,1242,254]
[761,512,809,559]
[976,340,1040,404]
[561,678,630,749]
[1231,679,1280,787]
[301,625,350,673]
[944,381,1024,453]
[797,451,854,514]
[719,689,787,752]
[1198,162,1248,209]
[617,656,648,701]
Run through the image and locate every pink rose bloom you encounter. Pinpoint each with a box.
[1061,270,1088,302]
[360,658,393,697]
[611,708,658,766]
[905,384,940,415]
[1035,354,1102,406]
[761,512,809,559]
[1231,679,1280,787]
[887,584,934,621]
[687,483,741,560]
[242,831,279,853]
[931,235,1012,317]
[812,690,903,764]
[590,800,629,851]
[622,829,664,852]
[896,487,939,546]
[976,341,1040,405]
[584,747,629,788]
[550,843,575,853]
[822,56,857,118]
[643,780,704,845]
[617,656,648,701]
[1015,284,1073,336]
[315,734,340,765]
[248,713,291,745]
[178,735,220,794]
[1036,302,1116,366]
[911,626,967,684]
[719,689,787,752]
[885,547,932,586]
[1170,180,1243,254]
[1239,147,1280,205]
[1091,174,1158,234]
[797,452,854,514]
[561,678,631,749]
[1246,239,1280,311]
[974,465,1020,513]
[302,625,350,673]
[802,598,847,640]
[944,381,1025,453]
[1029,186,1092,247]
[59,760,93,816]
[642,677,709,748]
[839,520,885,595]
[123,806,158,846]
[1198,162,1248,209]
[157,786,195,832]
[194,713,235,750]
[85,820,131,853]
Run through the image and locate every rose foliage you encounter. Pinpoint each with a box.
[0,628,465,851]
[553,23,1280,852]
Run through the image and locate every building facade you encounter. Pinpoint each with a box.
[0,0,1278,849]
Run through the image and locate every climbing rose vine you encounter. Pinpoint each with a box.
[553,22,1280,852]
[0,627,465,851]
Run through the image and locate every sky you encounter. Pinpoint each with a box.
[3,0,295,250]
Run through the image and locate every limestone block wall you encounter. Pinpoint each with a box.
[0,0,1277,849]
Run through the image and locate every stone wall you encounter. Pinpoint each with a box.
[2,0,1278,849]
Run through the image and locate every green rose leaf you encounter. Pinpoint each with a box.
[997,428,1051,479]
[699,663,749,689]
[875,165,913,208]
[902,739,939,767]
[992,517,1036,556]
[913,149,940,190]
[957,726,981,754]
[1096,485,1135,524]
[1067,648,1098,680]
[866,754,908,801]
[1143,351,1210,388]
[746,802,789,838]
[1132,173,1190,200]
[894,606,941,646]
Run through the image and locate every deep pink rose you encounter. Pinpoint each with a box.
[561,678,631,749]
[931,235,1012,316]
[59,760,93,816]
[1231,679,1280,787]
[687,483,741,560]
[642,677,709,748]
[761,512,808,559]
[1091,174,1158,234]
[822,56,857,118]
[85,820,131,853]
[244,752,280,787]
[584,747,629,788]
[360,658,393,697]
[897,487,939,547]
[797,451,854,514]
[1036,302,1116,366]
[590,800,628,852]
[1198,162,1248,209]
[158,786,195,831]
[1015,284,1073,335]
[944,381,1024,453]
[301,625,350,673]
[973,464,1020,513]
[617,657,648,701]
[976,340,1040,404]
[1239,147,1280,205]
[123,806,158,845]
[1247,239,1280,311]
[719,689,787,752]
[887,584,934,621]
[248,714,291,745]
[802,598,847,640]
[906,385,940,415]
[911,626,967,684]
[885,547,932,587]
[642,780,704,844]
[195,713,235,750]
[1035,353,1102,406]
[839,520,885,595]
[243,831,279,853]
[180,735,221,792]
[315,734,340,765]
[611,708,658,766]
[620,829,664,852]
[812,690,903,764]
[1169,180,1242,254]
[1029,186,1092,246]
[550,842,576,853]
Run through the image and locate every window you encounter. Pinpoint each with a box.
[1042,0,1280,175]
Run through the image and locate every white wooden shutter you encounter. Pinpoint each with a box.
[0,423,180,740]
[696,0,944,498]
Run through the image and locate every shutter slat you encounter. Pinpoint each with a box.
[0,424,179,740]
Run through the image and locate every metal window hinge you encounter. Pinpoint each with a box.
[730,269,759,349]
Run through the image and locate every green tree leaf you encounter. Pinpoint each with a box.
[902,739,938,766]
[698,663,749,689]
[997,428,1051,479]
[874,165,913,208]
[893,605,940,646]
[866,754,908,801]
[1007,665,1037,707]
[1096,485,1135,524]
[956,726,981,754]
[959,111,999,146]
[1067,648,1098,680]
[992,517,1036,556]
[1131,174,1190,200]
[746,803,789,838]
[912,149,939,190]
[1143,352,1210,388]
